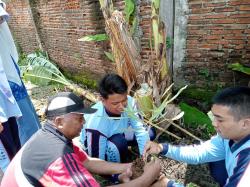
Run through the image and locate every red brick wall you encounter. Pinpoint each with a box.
[6,0,152,82]
[6,0,249,87]
[184,0,250,87]
[33,0,115,77]
[7,0,115,80]
[7,1,40,52]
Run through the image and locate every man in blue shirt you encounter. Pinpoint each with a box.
[80,74,155,163]
[144,87,250,187]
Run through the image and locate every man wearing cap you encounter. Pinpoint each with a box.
[1,92,161,187]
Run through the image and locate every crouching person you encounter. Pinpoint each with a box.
[1,92,161,187]
[144,87,250,187]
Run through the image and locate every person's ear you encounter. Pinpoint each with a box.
[54,116,64,128]
[100,96,105,103]
[242,118,250,129]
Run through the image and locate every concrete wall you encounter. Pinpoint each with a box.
[173,0,189,86]
[160,0,174,75]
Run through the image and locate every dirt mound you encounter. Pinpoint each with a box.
[131,156,218,187]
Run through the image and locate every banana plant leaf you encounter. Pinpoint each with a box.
[24,66,52,86]
[149,85,187,122]
[20,53,70,86]
[26,53,64,76]
[179,102,215,134]
[228,63,250,75]
[104,51,115,62]
[124,0,135,23]
[78,34,109,42]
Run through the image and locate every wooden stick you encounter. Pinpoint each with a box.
[144,119,181,140]
[167,120,202,142]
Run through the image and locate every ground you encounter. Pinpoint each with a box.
[28,84,219,187]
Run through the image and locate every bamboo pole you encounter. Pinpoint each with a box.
[67,84,98,103]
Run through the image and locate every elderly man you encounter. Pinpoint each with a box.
[1,92,161,187]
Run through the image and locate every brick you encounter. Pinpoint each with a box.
[237,18,250,24]
[230,13,250,18]
[205,13,227,19]
[188,29,207,35]
[191,7,214,14]
[239,5,250,11]
[214,7,236,12]
[212,18,236,24]
[229,0,250,6]
[200,44,218,50]
[204,35,222,40]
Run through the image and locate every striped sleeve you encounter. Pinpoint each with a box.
[225,148,250,187]
[237,161,250,187]
[39,153,100,187]
[85,129,107,160]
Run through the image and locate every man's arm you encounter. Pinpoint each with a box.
[86,159,162,187]
[144,135,226,164]
[164,135,226,164]
[83,156,130,175]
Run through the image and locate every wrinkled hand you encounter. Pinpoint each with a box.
[151,175,170,187]
[143,159,161,181]
[118,163,132,183]
[0,122,3,133]
[143,141,163,160]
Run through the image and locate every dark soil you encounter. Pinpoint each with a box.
[131,157,145,179]
[130,156,218,187]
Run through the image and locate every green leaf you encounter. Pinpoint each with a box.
[124,0,135,23]
[24,66,52,86]
[149,85,187,122]
[78,34,109,42]
[166,37,173,49]
[179,102,215,134]
[20,52,70,86]
[104,51,115,62]
[228,63,250,75]
[152,0,160,10]
[130,17,138,35]
[124,102,141,121]
[186,183,199,187]
[27,54,62,76]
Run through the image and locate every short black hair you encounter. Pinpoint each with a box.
[212,86,250,120]
[99,73,128,99]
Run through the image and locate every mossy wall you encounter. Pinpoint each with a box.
[63,69,99,90]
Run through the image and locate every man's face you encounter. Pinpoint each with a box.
[211,104,245,141]
[102,93,128,115]
[58,113,85,139]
